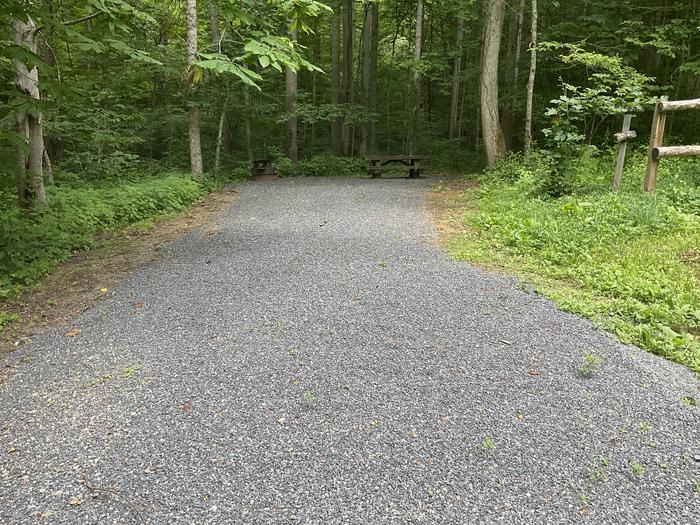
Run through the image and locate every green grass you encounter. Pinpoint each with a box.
[449,152,700,374]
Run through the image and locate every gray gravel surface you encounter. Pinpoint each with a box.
[1,177,699,524]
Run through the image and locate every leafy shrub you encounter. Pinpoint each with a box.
[274,155,367,178]
[0,172,204,298]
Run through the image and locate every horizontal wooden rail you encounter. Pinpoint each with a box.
[614,130,637,143]
[659,99,700,113]
[652,145,700,159]
[645,98,700,192]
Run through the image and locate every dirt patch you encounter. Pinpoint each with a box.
[424,178,478,246]
[0,187,239,353]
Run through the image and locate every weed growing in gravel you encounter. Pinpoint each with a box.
[638,422,652,433]
[682,396,697,407]
[578,457,610,510]
[482,436,496,452]
[123,364,141,378]
[694,479,700,495]
[304,389,315,404]
[379,261,389,268]
[629,461,645,478]
[579,353,601,378]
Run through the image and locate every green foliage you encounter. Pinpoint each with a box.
[538,43,654,197]
[274,155,367,178]
[579,353,602,378]
[452,152,700,374]
[0,173,204,298]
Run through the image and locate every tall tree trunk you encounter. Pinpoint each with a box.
[286,23,299,162]
[214,95,229,177]
[341,0,354,156]
[310,17,322,152]
[501,0,525,150]
[210,0,232,154]
[331,2,343,155]
[524,0,538,157]
[480,0,507,169]
[448,17,464,140]
[244,87,254,162]
[359,1,376,156]
[43,149,54,185]
[186,0,204,179]
[14,18,47,208]
[410,0,424,154]
[368,1,379,153]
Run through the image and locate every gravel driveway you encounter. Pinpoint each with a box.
[1,177,699,524]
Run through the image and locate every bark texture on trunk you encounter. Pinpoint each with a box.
[341,0,354,156]
[448,17,464,140]
[368,1,379,153]
[331,2,342,155]
[286,23,299,163]
[410,0,424,154]
[14,18,46,208]
[186,0,204,178]
[214,95,229,176]
[480,0,507,169]
[244,87,254,162]
[360,1,377,156]
[524,0,538,157]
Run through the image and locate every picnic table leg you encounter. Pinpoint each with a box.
[409,159,418,179]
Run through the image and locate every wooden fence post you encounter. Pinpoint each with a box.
[612,114,635,192]
[644,102,666,193]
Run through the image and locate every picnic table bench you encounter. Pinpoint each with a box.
[251,159,278,179]
[366,155,427,179]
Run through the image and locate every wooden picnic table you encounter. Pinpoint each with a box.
[366,155,427,179]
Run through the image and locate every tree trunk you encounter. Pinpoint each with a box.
[368,1,379,153]
[14,18,47,207]
[214,95,229,177]
[341,0,354,156]
[359,1,376,156]
[186,0,204,179]
[210,0,232,154]
[501,0,525,151]
[310,17,322,152]
[524,0,538,157]
[410,0,424,154]
[448,17,464,140]
[244,87,254,162]
[286,23,299,162]
[43,149,54,185]
[480,0,507,169]
[331,2,343,155]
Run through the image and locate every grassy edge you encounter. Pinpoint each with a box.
[444,185,700,376]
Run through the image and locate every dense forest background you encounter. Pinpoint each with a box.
[3,0,700,189]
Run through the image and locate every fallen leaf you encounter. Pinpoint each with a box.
[132,302,144,309]
[99,288,108,294]
[528,369,541,377]
[517,414,525,421]
[68,497,82,506]
[182,402,191,413]
[8,447,17,454]
[65,328,80,337]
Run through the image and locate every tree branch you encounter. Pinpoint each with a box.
[62,11,103,27]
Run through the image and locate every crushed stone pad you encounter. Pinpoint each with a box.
[1,177,699,524]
